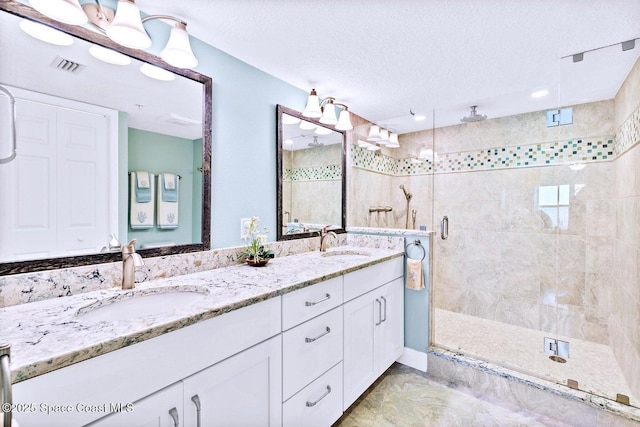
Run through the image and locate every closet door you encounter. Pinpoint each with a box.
[0,100,57,261]
[56,108,109,256]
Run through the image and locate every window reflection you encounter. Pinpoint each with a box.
[537,184,583,230]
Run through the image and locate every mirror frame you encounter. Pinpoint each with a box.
[0,1,212,275]
[276,104,347,241]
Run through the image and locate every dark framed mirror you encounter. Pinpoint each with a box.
[276,104,346,240]
[0,1,212,275]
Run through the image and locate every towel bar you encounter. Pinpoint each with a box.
[405,239,426,261]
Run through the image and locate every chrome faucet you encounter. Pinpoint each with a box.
[319,226,337,252]
[122,239,144,290]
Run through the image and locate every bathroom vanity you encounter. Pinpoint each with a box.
[4,247,404,427]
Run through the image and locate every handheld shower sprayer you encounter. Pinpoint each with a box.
[399,184,412,201]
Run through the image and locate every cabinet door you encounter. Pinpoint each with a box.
[182,336,282,427]
[87,382,182,427]
[378,278,405,375]
[342,290,378,411]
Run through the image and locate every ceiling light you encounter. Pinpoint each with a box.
[139,63,175,81]
[29,0,88,25]
[89,44,131,65]
[19,19,74,46]
[284,139,293,145]
[531,89,549,98]
[410,109,426,121]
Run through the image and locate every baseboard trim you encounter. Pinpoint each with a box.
[397,347,427,372]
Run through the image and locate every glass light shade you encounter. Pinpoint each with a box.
[319,101,338,125]
[299,120,316,130]
[161,22,198,68]
[106,0,151,50]
[357,139,370,148]
[282,114,300,125]
[19,20,73,46]
[302,89,322,118]
[335,108,353,130]
[366,125,380,141]
[315,126,333,135]
[89,45,131,65]
[30,0,88,25]
[387,132,400,147]
[378,128,390,143]
[366,144,381,151]
[139,63,175,81]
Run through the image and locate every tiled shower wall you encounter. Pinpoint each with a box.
[349,58,640,399]
[611,57,640,399]
[282,143,342,226]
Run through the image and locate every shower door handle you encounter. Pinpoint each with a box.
[440,216,449,240]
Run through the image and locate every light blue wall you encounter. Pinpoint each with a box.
[188,38,307,248]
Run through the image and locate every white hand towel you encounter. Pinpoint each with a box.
[406,258,425,290]
[157,174,179,229]
[130,172,155,229]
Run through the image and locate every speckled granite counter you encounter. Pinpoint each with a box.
[1,245,403,384]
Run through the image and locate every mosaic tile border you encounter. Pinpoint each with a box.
[615,106,640,156]
[352,137,615,176]
[283,164,342,181]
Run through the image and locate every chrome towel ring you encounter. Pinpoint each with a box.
[405,239,425,261]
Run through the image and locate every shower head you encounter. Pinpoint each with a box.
[399,184,412,200]
[460,105,487,123]
[308,136,324,147]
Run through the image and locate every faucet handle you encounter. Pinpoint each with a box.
[123,239,138,254]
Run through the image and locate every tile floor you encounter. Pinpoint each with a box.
[335,363,574,427]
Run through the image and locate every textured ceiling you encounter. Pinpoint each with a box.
[141,0,640,133]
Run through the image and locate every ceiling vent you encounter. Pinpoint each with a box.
[50,56,86,74]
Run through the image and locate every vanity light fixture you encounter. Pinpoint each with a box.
[30,0,199,69]
[303,89,353,131]
[89,44,132,65]
[299,120,317,130]
[315,126,333,135]
[366,125,381,141]
[139,63,175,81]
[387,132,400,148]
[282,113,301,125]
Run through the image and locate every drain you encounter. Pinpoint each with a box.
[549,355,567,363]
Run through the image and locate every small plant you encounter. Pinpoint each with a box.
[238,216,274,263]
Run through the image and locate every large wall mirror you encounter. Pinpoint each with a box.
[276,105,346,240]
[0,1,212,275]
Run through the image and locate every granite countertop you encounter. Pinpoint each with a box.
[2,246,403,383]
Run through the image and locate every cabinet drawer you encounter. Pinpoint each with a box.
[283,362,343,427]
[343,257,403,302]
[282,276,343,330]
[282,306,343,400]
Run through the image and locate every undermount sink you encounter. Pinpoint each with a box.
[77,286,209,322]
[321,249,372,258]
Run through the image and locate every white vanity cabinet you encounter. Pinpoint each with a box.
[343,259,404,410]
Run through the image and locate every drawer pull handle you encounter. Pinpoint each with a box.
[306,385,332,407]
[305,293,331,306]
[375,299,382,326]
[191,394,202,427]
[169,407,180,427]
[305,326,331,343]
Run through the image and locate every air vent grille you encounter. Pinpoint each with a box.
[50,56,86,74]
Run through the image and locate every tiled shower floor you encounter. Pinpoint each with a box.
[432,308,638,408]
[335,363,572,426]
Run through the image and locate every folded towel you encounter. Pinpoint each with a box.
[158,174,179,229]
[130,172,155,229]
[406,258,424,290]
[161,173,178,202]
[134,171,151,203]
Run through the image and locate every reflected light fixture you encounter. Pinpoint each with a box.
[140,63,175,81]
[315,126,333,135]
[30,0,199,69]
[303,89,353,130]
[366,125,380,141]
[282,114,301,125]
[30,0,88,25]
[19,19,74,46]
[410,109,426,121]
[89,44,132,65]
